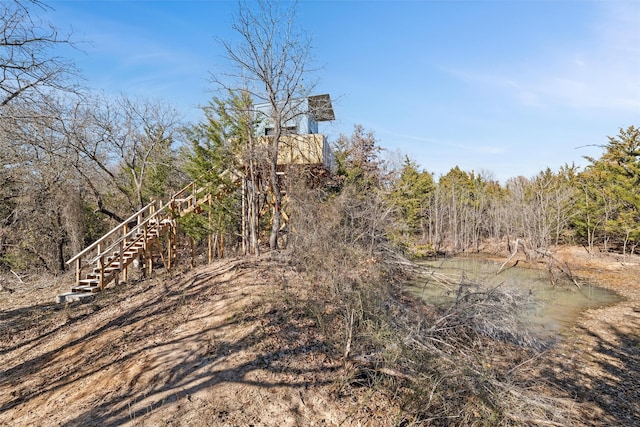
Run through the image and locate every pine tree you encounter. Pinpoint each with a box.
[389,156,435,238]
[576,126,640,254]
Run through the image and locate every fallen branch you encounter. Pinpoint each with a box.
[497,239,527,274]
[351,353,415,382]
[10,269,25,284]
[534,248,581,289]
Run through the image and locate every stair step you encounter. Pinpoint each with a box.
[89,269,118,277]
[105,253,137,264]
[79,278,99,285]
[125,245,144,251]
[71,285,100,293]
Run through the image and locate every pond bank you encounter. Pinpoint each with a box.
[510,247,640,426]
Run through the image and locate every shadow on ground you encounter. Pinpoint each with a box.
[0,258,338,426]
[539,315,640,426]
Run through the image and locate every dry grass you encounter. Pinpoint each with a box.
[284,184,591,426]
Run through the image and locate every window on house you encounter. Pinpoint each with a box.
[265,126,297,136]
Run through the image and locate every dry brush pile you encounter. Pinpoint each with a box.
[284,184,583,426]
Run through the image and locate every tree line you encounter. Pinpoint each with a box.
[389,125,640,258]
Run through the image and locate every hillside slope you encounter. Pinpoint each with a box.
[2,248,639,426]
[0,257,396,426]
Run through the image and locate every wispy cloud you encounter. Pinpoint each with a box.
[443,2,640,113]
[54,4,213,105]
[381,130,506,155]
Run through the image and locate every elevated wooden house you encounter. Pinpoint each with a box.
[254,94,335,172]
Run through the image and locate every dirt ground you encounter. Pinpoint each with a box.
[0,257,397,426]
[0,247,638,426]
[527,247,640,426]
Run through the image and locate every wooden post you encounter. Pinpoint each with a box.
[97,240,104,288]
[144,225,153,277]
[173,219,178,267]
[216,215,224,258]
[99,255,105,291]
[123,223,129,283]
[241,178,247,255]
[147,241,153,277]
[167,224,173,272]
[167,201,174,272]
[208,196,213,263]
[118,240,124,286]
[190,237,195,268]
[139,206,148,276]
[123,262,128,282]
[75,258,81,286]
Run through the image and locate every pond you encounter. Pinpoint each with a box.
[406,257,623,343]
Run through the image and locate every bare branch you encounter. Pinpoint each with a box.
[211,0,317,250]
[0,0,79,107]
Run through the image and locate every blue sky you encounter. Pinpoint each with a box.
[46,0,640,182]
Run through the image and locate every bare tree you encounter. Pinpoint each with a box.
[0,0,78,108]
[0,92,185,272]
[214,0,316,250]
[504,169,577,259]
[66,94,185,217]
[0,95,90,272]
[0,0,83,271]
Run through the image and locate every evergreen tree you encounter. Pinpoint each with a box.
[389,156,435,238]
[181,97,244,250]
[576,126,640,254]
[182,92,262,256]
[334,124,384,190]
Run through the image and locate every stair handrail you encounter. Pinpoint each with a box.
[65,178,211,286]
[172,181,208,201]
[86,184,210,268]
[65,200,158,265]
[88,200,172,265]
[88,181,205,264]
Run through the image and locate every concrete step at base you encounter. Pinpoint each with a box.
[56,292,96,303]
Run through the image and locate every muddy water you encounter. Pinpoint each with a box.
[407,257,623,341]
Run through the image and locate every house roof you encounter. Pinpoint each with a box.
[308,94,335,121]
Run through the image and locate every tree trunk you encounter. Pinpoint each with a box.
[269,125,282,251]
[247,134,260,256]
[269,168,281,250]
[241,177,248,255]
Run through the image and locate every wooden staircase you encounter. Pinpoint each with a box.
[57,182,211,303]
